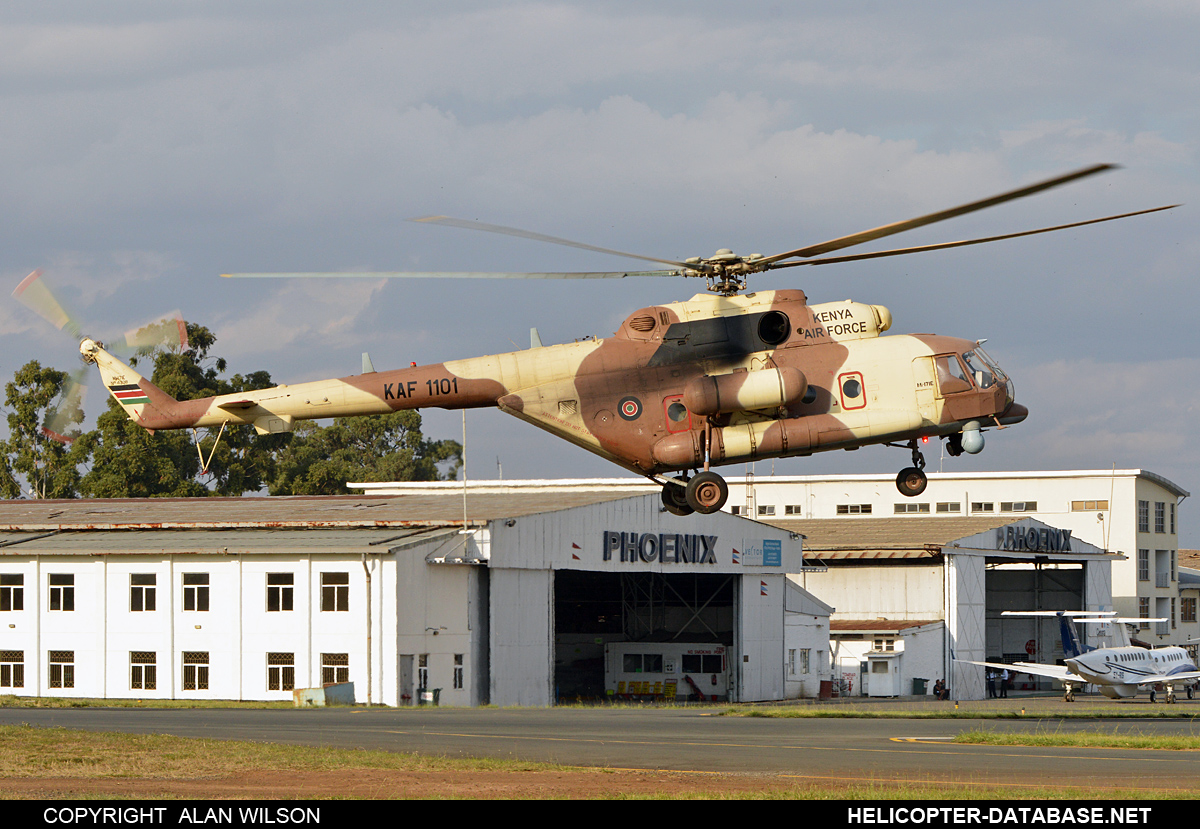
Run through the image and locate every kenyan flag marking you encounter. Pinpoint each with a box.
[618,396,642,421]
[109,383,149,407]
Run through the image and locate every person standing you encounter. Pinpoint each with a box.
[1000,667,1010,698]
[987,669,996,698]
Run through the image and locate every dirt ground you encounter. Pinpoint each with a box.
[0,768,834,799]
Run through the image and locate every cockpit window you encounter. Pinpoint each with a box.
[962,351,996,390]
[934,355,971,395]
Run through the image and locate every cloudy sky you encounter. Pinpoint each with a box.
[2,2,1197,534]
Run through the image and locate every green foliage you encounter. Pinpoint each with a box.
[270,410,462,496]
[4,324,461,499]
[0,361,86,498]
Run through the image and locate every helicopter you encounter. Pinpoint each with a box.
[58,164,1175,515]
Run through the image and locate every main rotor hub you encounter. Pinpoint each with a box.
[686,250,769,295]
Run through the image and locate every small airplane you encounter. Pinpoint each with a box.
[963,611,1200,702]
[20,165,1175,515]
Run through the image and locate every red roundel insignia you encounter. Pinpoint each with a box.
[618,396,642,420]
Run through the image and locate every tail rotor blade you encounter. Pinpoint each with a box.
[42,368,88,444]
[12,270,82,339]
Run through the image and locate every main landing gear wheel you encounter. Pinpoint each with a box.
[661,480,694,516]
[685,471,729,514]
[896,467,928,497]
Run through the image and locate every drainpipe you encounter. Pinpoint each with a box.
[362,554,374,705]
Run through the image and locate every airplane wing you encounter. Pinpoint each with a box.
[1130,670,1200,686]
[959,660,1075,682]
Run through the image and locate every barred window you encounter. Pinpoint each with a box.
[0,650,24,688]
[130,651,156,690]
[182,652,209,691]
[1138,550,1150,582]
[1183,598,1197,624]
[267,652,294,691]
[321,572,349,612]
[453,654,464,690]
[1139,598,1150,630]
[1138,500,1150,532]
[321,653,349,686]
[183,573,209,612]
[1,574,24,612]
[1155,502,1166,533]
[48,650,74,689]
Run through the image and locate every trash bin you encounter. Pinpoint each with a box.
[912,677,929,696]
[418,687,442,706]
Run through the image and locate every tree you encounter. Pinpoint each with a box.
[270,410,462,496]
[0,361,86,498]
[78,323,285,498]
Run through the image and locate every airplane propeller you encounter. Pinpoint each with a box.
[12,270,188,443]
[223,163,1179,295]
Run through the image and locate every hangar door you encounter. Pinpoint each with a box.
[986,562,1084,689]
[554,571,736,702]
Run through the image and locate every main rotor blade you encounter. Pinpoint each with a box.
[223,270,684,280]
[767,204,1179,269]
[410,215,700,270]
[762,163,1118,264]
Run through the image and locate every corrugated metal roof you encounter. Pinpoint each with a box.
[0,526,454,556]
[0,490,636,531]
[830,619,942,633]
[764,516,1015,552]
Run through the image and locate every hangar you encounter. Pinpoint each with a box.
[0,491,824,706]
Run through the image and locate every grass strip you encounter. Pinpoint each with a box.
[954,727,1200,751]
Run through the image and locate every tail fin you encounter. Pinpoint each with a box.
[1058,613,1088,658]
[80,338,179,430]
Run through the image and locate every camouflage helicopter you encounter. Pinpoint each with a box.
[66,164,1173,515]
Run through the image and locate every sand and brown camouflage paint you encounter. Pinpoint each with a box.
[82,287,1025,480]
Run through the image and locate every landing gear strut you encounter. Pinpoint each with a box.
[895,439,928,497]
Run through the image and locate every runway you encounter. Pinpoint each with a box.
[3,705,1198,793]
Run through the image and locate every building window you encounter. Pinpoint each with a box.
[321,653,349,686]
[787,649,796,676]
[800,648,811,674]
[1138,500,1150,532]
[267,573,294,612]
[1139,598,1150,630]
[730,506,741,515]
[757,505,775,517]
[183,573,209,612]
[267,653,295,691]
[936,502,961,513]
[1171,551,1177,582]
[130,574,157,612]
[453,654,464,690]
[873,637,895,652]
[971,502,994,513]
[1172,598,1177,629]
[1001,501,1037,512]
[1183,598,1197,624]
[1070,500,1109,511]
[0,574,23,612]
[1155,502,1165,533]
[0,651,24,688]
[48,574,75,612]
[1170,503,1176,534]
[183,652,209,690]
[784,505,802,516]
[1138,550,1149,582]
[130,651,156,690]
[894,503,930,514]
[418,654,429,689]
[320,572,349,612]
[48,650,74,689]
[836,504,872,515]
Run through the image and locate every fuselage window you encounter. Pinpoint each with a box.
[962,350,996,390]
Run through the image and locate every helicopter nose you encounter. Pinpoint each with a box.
[998,402,1028,425]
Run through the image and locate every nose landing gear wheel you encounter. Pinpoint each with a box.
[896,467,928,497]
[685,471,729,514]
[661,481,694,516]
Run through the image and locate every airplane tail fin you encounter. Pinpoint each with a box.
[1058,613,1087,659]
[80,337,180,430]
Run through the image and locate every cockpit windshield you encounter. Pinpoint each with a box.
[961,351,996,390]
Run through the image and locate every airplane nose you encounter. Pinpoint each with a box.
[998,402,1028,425]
